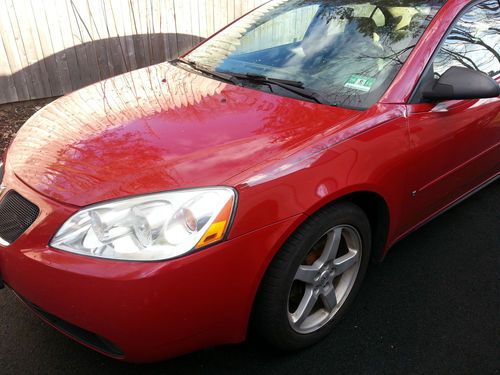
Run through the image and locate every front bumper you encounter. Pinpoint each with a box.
[0,169,303,362]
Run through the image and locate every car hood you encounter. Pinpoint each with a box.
[7,63,361,207]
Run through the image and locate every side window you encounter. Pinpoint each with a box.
[433,0,500,78]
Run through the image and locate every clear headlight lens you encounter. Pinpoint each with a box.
[50,187,236,261]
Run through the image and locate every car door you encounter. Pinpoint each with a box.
[404,0,500,226]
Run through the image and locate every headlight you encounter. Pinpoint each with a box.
[50,187,236,261]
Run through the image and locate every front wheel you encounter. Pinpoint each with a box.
[253,202,371,350]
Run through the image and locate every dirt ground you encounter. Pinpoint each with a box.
[0,98,55,156]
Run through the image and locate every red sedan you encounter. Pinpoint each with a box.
[0,0,499,363]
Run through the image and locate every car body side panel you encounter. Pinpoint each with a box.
[404,98,500,228]
[226,103,412,255]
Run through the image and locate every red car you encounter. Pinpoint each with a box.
[0,0,499,363]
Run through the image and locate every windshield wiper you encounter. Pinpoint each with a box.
[172,60,332,106]
[222,72,332,105]
[235,73,305,88]
[171,58,240,85]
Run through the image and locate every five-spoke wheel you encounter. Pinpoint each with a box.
[253,202,371,350]
[288,225,362,333]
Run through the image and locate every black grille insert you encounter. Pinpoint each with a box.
[0,191,39,244]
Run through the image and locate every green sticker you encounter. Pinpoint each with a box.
[344,75,376,92]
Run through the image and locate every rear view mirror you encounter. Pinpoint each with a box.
[423,66,500,101]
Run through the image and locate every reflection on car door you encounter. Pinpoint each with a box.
[405,0,500,226]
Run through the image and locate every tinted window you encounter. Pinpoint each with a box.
[434,0,500,79]
[185,0,445,110]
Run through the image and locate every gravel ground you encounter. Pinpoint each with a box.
[0,98,55,156]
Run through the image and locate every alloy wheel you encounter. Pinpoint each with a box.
[287,225,362,334]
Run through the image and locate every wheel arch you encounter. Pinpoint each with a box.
[248,188,391,337]
[333,191,390,263]
[302,189,391,263]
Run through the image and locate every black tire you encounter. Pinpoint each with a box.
[253,202,371,350]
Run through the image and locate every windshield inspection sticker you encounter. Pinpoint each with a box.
[344,75,375,92]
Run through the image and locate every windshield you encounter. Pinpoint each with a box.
[184,0,445,110]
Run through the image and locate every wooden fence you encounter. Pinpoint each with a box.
[0,0,268,104]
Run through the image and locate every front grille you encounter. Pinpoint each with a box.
[0,191,39,244]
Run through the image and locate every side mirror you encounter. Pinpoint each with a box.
[423,66,500,101]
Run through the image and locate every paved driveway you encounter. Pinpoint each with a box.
[1,182,498,375]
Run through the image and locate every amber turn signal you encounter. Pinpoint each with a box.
[195,197,234,248]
